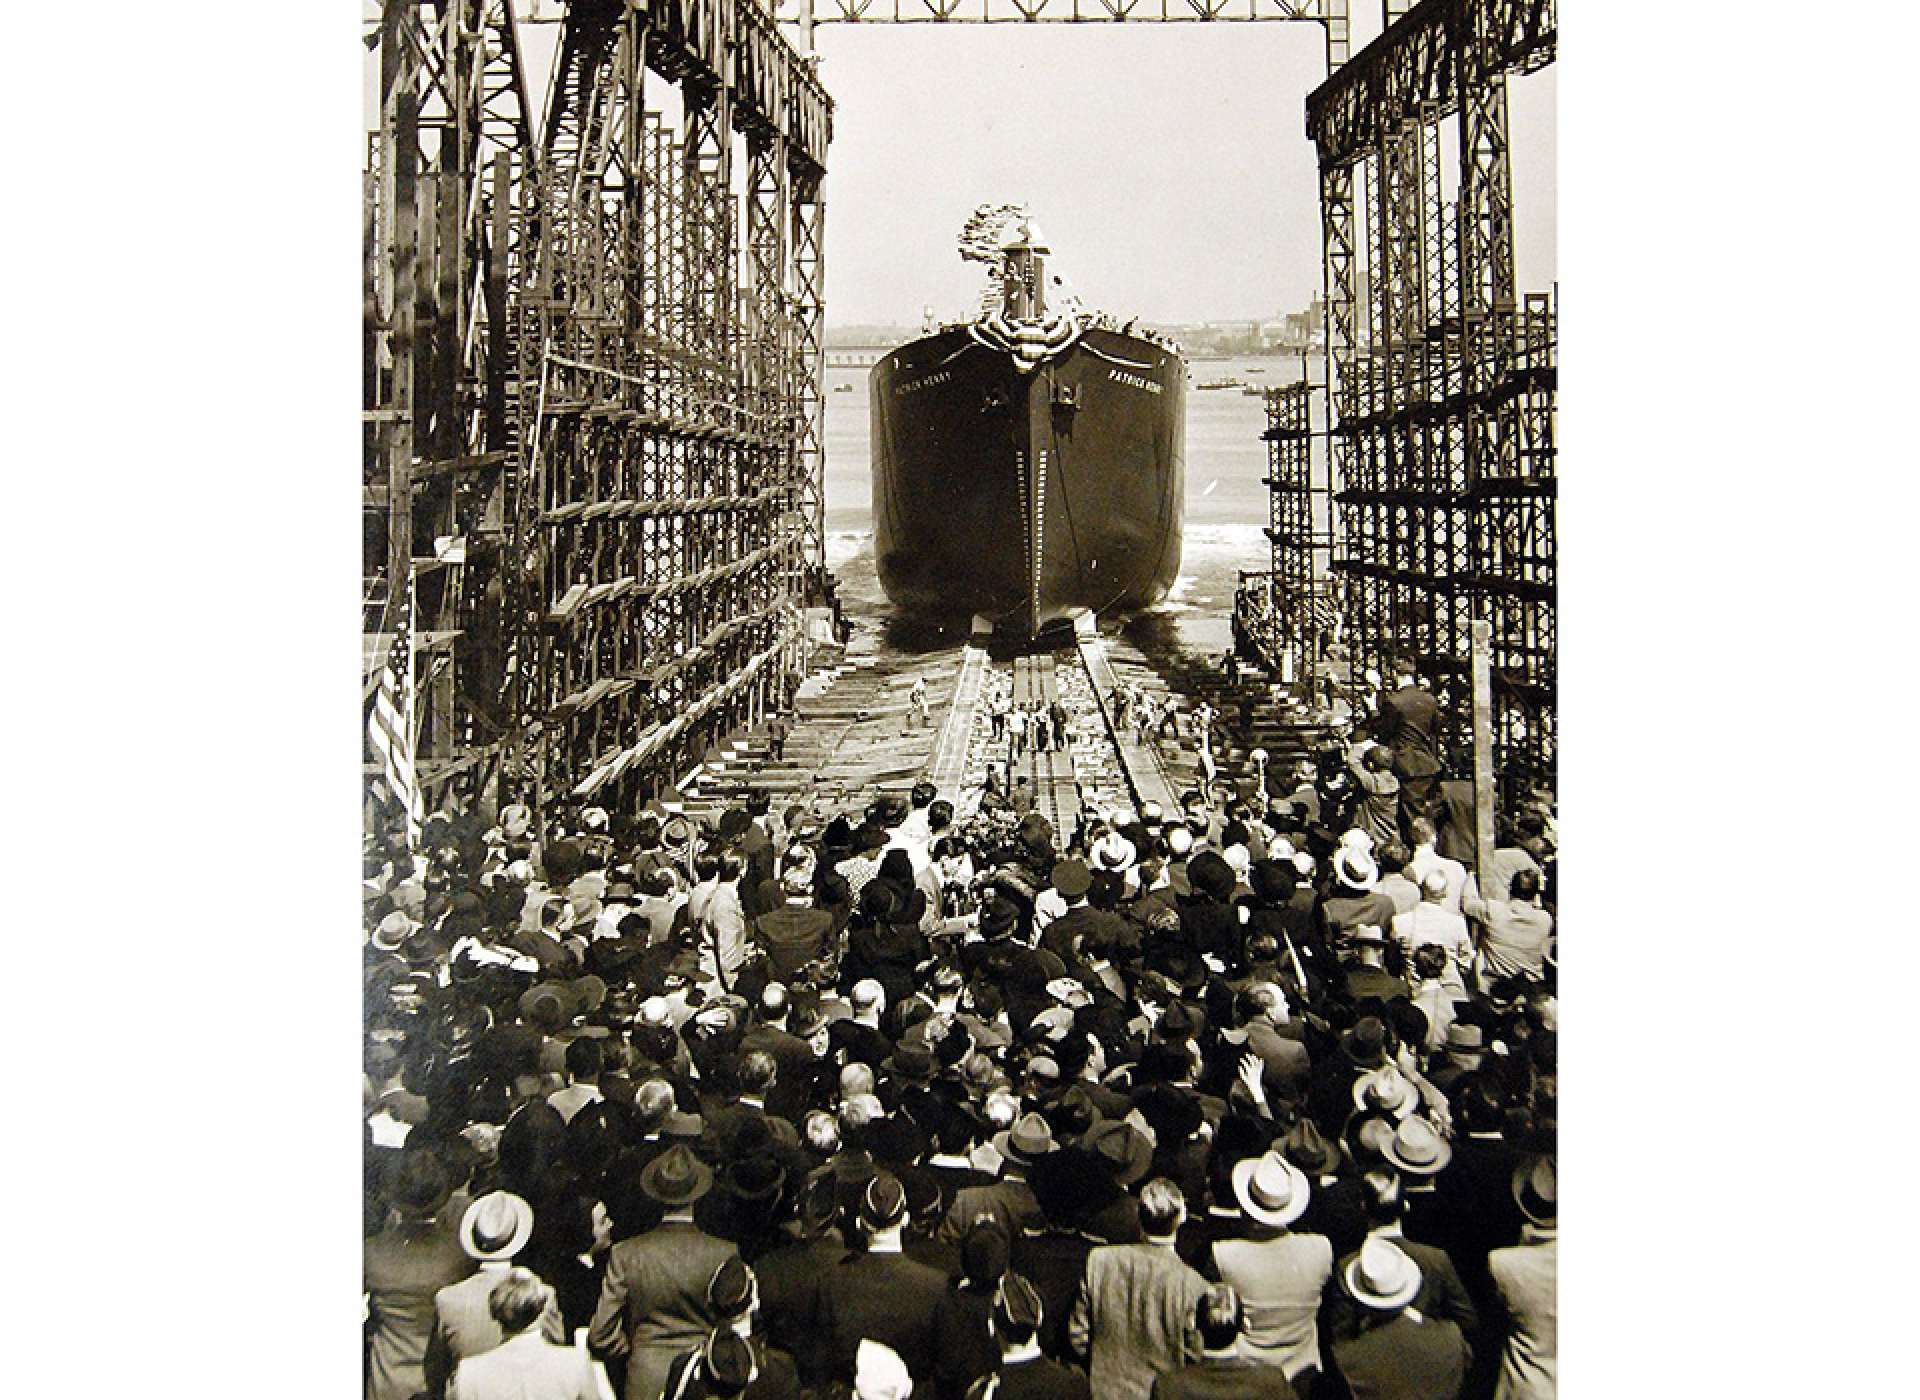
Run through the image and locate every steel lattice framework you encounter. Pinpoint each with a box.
[1293,0,1556,792]
[367,0,834,821]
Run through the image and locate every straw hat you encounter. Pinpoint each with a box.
[1352,1066,1421,1120]
[1513,1157,1557,1226]
[1382,1116,1453,1176]
[1334,848,1378,891]
[1231,1152,1312,1227]
[458,1191,535,1262]
[1344,1237,1422,1310]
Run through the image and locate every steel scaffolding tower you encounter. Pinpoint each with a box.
[1301,0,1556,792]
[366,0,833,822]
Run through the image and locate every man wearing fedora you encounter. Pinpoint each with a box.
[1209,1152,1332,1386]
[1324,1170,1477,1347]
[589,1144,741,1400]
[1321,849,1398,961]
[425,1191,565,1398]
[1487,1159,1556,1400]
[940,1111,1053,1242]
[367,1149,479,1400]
[1331,1238,1472,1400]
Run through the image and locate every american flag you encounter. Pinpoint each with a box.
[368,579,423,848]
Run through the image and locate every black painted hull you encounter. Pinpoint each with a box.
[871,327,1185,637]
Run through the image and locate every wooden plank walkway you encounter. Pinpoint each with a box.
[1076,634,1185,816]
[925,645,988,799]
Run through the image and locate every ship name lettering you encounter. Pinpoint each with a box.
[894,370,953,397]
[1107,370,1163,395]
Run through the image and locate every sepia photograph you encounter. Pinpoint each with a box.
[358,4,1555,1398]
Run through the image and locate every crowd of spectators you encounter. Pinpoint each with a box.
[365,675,1558,1400]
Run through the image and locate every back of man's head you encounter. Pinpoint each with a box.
[1511,868,1543,901]
[1194,1283,1245,1352]
[737,1050,777,1096]
[1138,1177,1187,1238]
[565,1036,604,1083]
[1361,1167,1405,1226]
[488,1268,552,1334]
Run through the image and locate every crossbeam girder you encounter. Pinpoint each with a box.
[1306,0,1552,171]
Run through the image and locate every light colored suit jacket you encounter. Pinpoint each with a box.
[425,1263,567,1398]
[1068,1241,1209,1400]
[1489,1232,1557,1400]
[448,1329,598,1400]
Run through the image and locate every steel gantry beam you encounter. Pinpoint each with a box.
[370,0,835,824]
[1298,0,1555,795]
[366,1,539,816]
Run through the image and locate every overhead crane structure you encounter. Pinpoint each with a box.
[1242,0,1557,796]
[365,0,1555,828]
[366,0,833,822]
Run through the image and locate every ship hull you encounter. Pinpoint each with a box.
[871,326,1186,637]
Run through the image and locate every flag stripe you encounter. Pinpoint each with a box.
[368,584,423,847]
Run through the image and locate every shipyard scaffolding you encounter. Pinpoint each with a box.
[1243,0,1556,796]
[365,1,832,823]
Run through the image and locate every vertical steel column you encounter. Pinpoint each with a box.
[791,170,827,575]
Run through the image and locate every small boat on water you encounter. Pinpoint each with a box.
[1197,378,1242,391]
[833,383,853,393]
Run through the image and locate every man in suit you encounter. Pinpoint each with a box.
[1377,663,1444,828]
[1238,983,1313,1101]
[964,1274,1091,1400]
[659,1259,801,1400]
[447,1269,601,1400]
[1324,1170,1478,1344]
[739,983,814,1084]
[1067,1178,1210,1400]
[1488,1159,1557,1400]
[366,1148,477,1400]
[1331,1239,1471,1400]
[940,1112,1053,1243]
[817,1172,950,1388]
[425,1192,565,1398]
[589,1144,741,1400]
[1150,1284,1295,1399]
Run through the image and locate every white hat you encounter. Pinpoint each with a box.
[1344,1237,1422,1310]
[855,1340,914,1400]
[1352,1065,1420,1119]
[1231,1151,1312,1227]
[1335,848,1379,891]
[1339,828,1375,854]
[1223,844,1251,878]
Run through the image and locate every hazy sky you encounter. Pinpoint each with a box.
[385,11,1554,329]
[813,20,1556,327]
